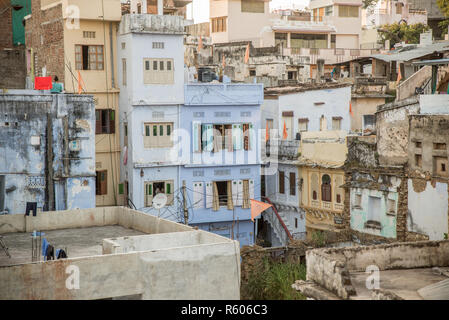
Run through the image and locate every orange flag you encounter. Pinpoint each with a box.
[396,64,402,84]
[198,37,203,51]
[349,102,354,117]
[244,43,250,64]
[265,120,269,142]
[77,70,85,94]
[250,199,272,222]
[282,120,288,140]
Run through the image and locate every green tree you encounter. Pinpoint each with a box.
[378,23,430,48]
[362,0,380,9]
[437,0,449,34]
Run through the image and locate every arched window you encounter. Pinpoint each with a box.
[321,174,331,202]
[312,190,317,200]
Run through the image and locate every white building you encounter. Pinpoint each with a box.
[117,14,186,219]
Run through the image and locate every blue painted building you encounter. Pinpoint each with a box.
[181,83,264,246]
[117,14,264,246]
[0,91,96,214]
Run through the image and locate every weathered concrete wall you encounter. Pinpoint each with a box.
[0,92,95,213]
[0,207,240,299]
[376,97,419,166]
[0,239,240,300]
[408,179,449,240]
[305,240,449,299]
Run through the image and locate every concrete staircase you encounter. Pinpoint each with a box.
[262,197,293,247]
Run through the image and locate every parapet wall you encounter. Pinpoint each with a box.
[0,206,192,235]
[306,240,449,299]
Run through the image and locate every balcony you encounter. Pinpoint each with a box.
[285,47,379,65]
[184,83,264,106]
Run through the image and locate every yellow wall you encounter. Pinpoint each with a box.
[299,130,348,167]
[63,18,122,206]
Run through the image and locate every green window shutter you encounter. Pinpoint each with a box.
[110,110,115,121]
[166,183,172,194]
[160,125,163,136]
[118,183,124,195]
[148,184,152,195]
[145,125,150,136]
[167,124,171,136]
[153,125,157,136]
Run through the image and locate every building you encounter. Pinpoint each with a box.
[0,90,96,214]
[181,82,263,246]
[262,83,352,242]
[363,0,427,28]
[408,0,445,38]
[24,0,122,207]
[293,240,449,300]
[118,13,264,246]
[129,0,192,17]
[117,13,185,217]
[0,206,241,299]
[209,0,276,46]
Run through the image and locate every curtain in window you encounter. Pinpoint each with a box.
[242,180,250,209]
[213,182,220,211]
[227,181,234,210]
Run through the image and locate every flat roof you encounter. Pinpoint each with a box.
[0,226,146,267]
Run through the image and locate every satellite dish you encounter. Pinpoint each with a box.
[152,193,167,209]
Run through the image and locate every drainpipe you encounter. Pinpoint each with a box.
[109,22,115,89]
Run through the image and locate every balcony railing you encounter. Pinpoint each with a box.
[286,47,376,64]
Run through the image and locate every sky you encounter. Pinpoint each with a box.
[186,0,311,23]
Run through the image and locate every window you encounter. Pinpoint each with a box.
[290,33,327,49]
[321,174,331,202]
[249,68,256,76]
[290,172,296,196]
[396,2,403,14]
[336,194,341,203]
[137,3,141,13]
[415,154,422,167]
[363,115,375,131]
[287,70,297,80]
[144,180,174,207]
[152,42,164,49]
[75,45,104,70]
[325,5,333,16]
[241,0,264,13]
[332,117,342,130]
[434,143,447,150]
[95,109,115,134]
[338,5,359,17]
[121,42,126,50]
[415,141,422,148]
[122,59,127,86]
[434,156,449,177]
[387,199,396,214]
[295,218,298,229]
[367,196,381,222]
[211,17,227,33]
[216,181,228,207]
[96,170,107,195]
[143,58,174,84]
[193,123,253,153]
[331,34,336,49]
[144,122,173,148]
[124,123,128,147]
[193,182,205,209]
[83,31,96,38]
[279,171,285,194]
[298,119,308,132]
[312,190,317,200]
[320,115,326,131]
[275,33,287,48]
[354,193,362,208]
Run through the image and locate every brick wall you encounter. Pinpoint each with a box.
[0,48,26,88]
[0,5,13,49]
[25,0,65,82]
